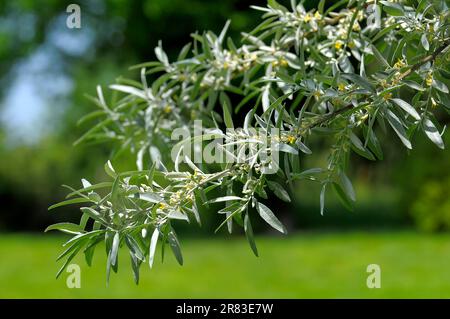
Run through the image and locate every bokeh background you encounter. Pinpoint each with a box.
[1,0,450,298]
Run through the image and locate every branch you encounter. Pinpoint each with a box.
[307,40,450,130]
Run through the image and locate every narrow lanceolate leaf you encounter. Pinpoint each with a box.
[380,1,404,16]
[222,97,234,129]
[109,232,120,267]
[349,132,376,161]
[48,198,91,210]
[423,118,444,149]
[256,202,287,234]
[432,79,449,94]
[244,213,259,257]
[125,235,145,261]
[109,84,147,99]
[130,252,140,285]
[320,184,326,216]
[205,196,243,204]
[168,229,183,265]
[262,85,270,111]
[274,143,298,155]
[45,223,84,235]
[391,98,420,120]
[341,73,375,92]
[139,192,163,203]
[339,172,356,202]
[386,110,412,149]
[104,160,117,178]
[267,180,291,202]
[421,34,429,51]
[149,228,159,268]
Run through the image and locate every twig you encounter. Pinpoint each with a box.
[307,40,450,130]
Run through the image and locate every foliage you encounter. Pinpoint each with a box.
[47,0,450,283]
[411,176,450,232]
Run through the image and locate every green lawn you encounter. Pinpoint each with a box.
[1,231,450,298]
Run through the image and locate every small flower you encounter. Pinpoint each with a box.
[313,90,322,99]
[338,83,346,92]
[426,72,433,86]
[334,40,344,50]
[393,59,406,69]
[303,13,312,23]
[348,41,356,49]
[383,93,392,101]
[279,58,288,67]
[163,105,172,114]
[286,135,296,144]
[431,97,437,109]
[314,11,322,20]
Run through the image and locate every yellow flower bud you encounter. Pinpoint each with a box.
[304,13,312,23]
[335,40,344,50]
[279,58,288,67]
[426,73,433,86]
[163,105,172,114]
[286,135,296,144]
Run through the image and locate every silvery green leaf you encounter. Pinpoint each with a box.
[291,168,325,181]
[221,95,234,129]
[206,196,243,204]
[109,84,147,99]
[370,44,390,68]
[81,178,92,188]
[104,160,117,178]
[421,34,429,51]
[320,183,326,216]
[296,140,312,154]
[139,192,162,203]
[403,80,424,91]
[274,143,298,155]
[149,228,159,268]
[380,1,404,16]
[432,79,449,94]
[267,180,291,202]
[45,223,84,235]
[48,198,91,210]
[168,210,189,221]
[391,98,420,120]
[154,41,169,65]
[109,232,120,267]
[218,20,231,44]
[244,213,258,257]
[256,202,287,234]
[340,172,356,202]
[349,132,376,160]
[423,118,444,149]
[125,235,145,261]
[386,110,412,149]
[168,229,183,265]
[262,85,271,112]
[341,73,375,92]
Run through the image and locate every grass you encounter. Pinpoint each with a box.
[1,231,450,298]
